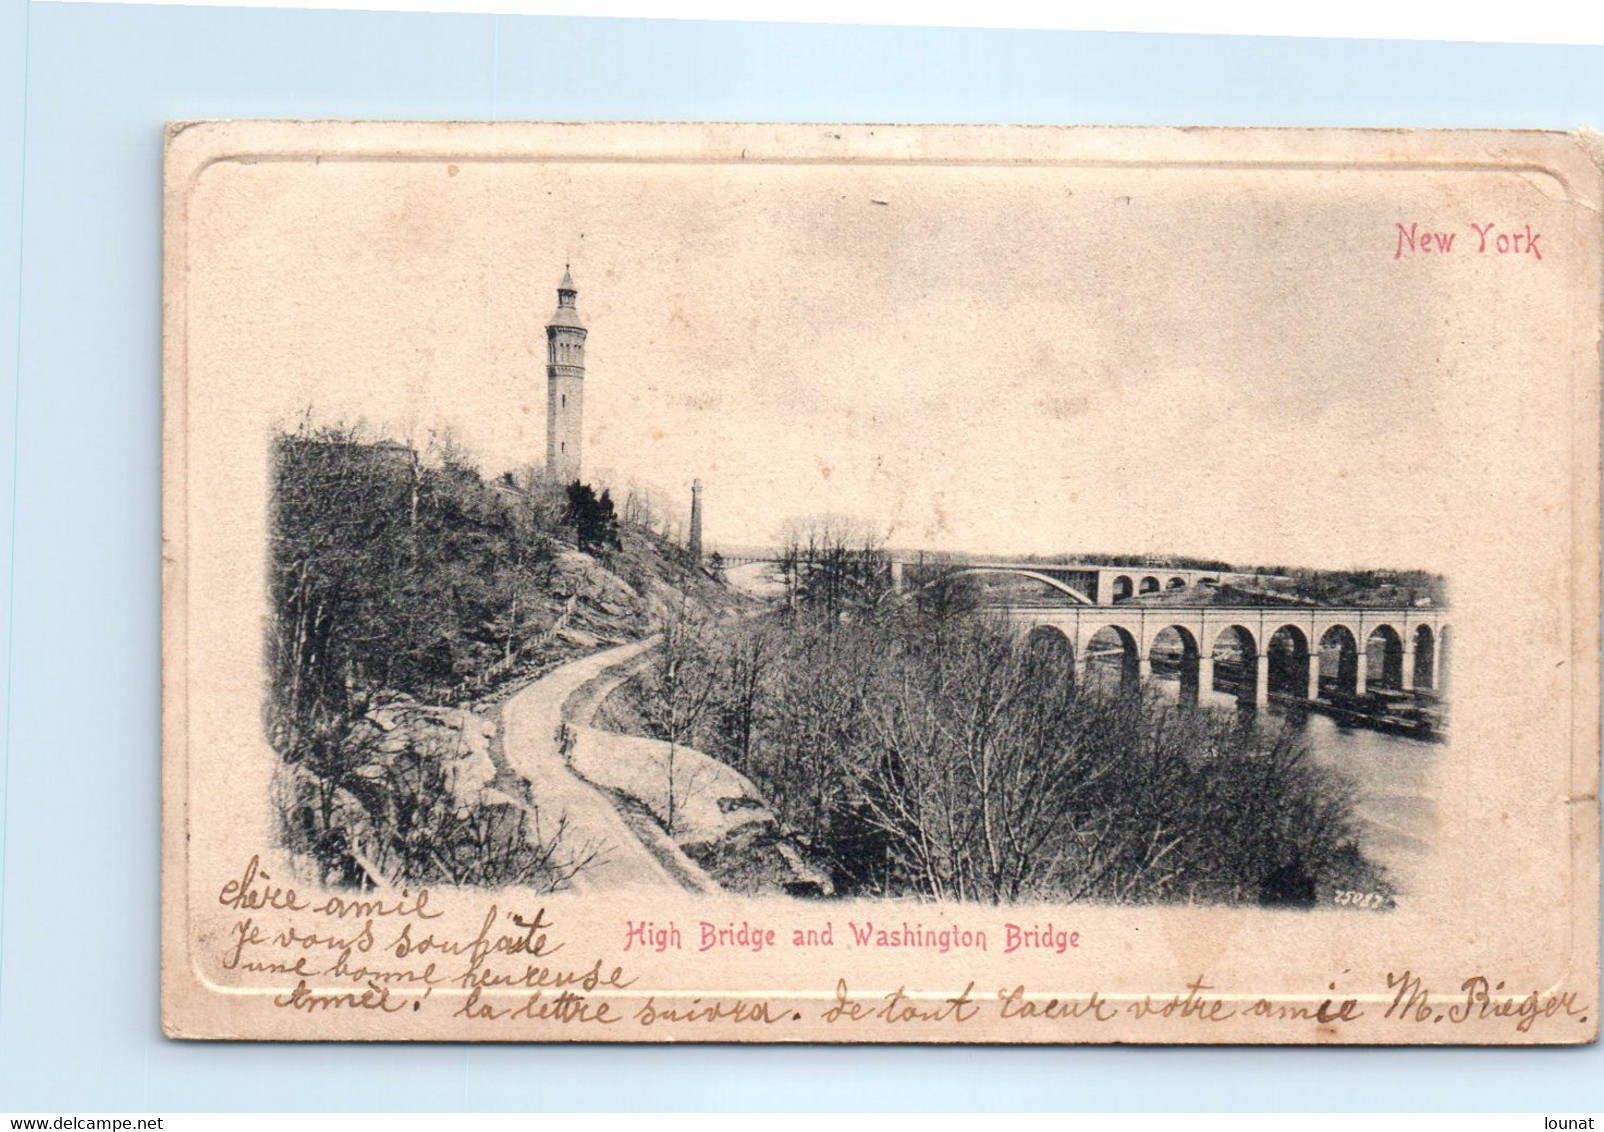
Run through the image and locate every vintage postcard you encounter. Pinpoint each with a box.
[162,121,1601,1043]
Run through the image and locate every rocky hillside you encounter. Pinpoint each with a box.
[267,426,749,889]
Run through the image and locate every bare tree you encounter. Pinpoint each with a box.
[637,595,722,835]
[696,606,1384,906]
[776,512,893,621]
[715,619,776,772]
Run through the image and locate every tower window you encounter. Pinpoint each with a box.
[561,394,566,408]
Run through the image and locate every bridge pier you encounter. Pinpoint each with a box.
[1401,643,1416,691]
[1254,653,1270,707]
[1137,656,1152,685]
[1355,657,1368,698]
[1198,655,1215,703]
[1306,655,1321,701]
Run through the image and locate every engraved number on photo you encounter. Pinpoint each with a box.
[1333,890,1387,909]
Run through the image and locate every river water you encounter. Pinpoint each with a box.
[1274,706,1438,893]
[1142,676,1439,892]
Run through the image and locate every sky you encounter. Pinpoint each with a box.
[185,132,1575,575]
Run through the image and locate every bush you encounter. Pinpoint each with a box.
[564,480,621,555]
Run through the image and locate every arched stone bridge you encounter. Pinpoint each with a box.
[999,603,1451,708]
[715,550,1446,707]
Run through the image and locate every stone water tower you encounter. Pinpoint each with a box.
[545,266,586,484]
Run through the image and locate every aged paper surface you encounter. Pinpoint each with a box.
[162,122,1601,1043]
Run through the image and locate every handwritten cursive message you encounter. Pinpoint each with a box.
[211,858,1592,1039]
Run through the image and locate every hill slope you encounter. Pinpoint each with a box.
[265,427,745,890]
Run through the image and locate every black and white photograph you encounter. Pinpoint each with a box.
[267,263,1452,910]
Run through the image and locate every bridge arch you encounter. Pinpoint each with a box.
[1138,575,1161,595]
[1209,624,1260,706]
[946,567,1094,605]
[1267,624,1314,700]
[1025,624,1074,663]
[1084,624,1140,692]
[1147,624,1202,705]
[1166,576,1186,590]
[1365,624,1406,692]
[1110,575,1134,603]
[1412,624,1436,691]
[1024,624,1077,690]
[1317,625,1361,699]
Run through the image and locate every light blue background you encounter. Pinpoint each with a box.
[1,1,1602,1111]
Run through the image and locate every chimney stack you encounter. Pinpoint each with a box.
[689,479,704,563]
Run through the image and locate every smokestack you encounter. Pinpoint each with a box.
[689,478,704,563]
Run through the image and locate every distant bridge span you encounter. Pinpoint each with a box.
[933,561,1283,605]
[948,566,1095,604]
[716,553,1287,606]
[1001,603,1450,707]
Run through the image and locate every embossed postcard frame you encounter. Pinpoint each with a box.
[162,122,1601,1043]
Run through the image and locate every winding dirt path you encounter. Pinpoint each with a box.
[499,638,689,893]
